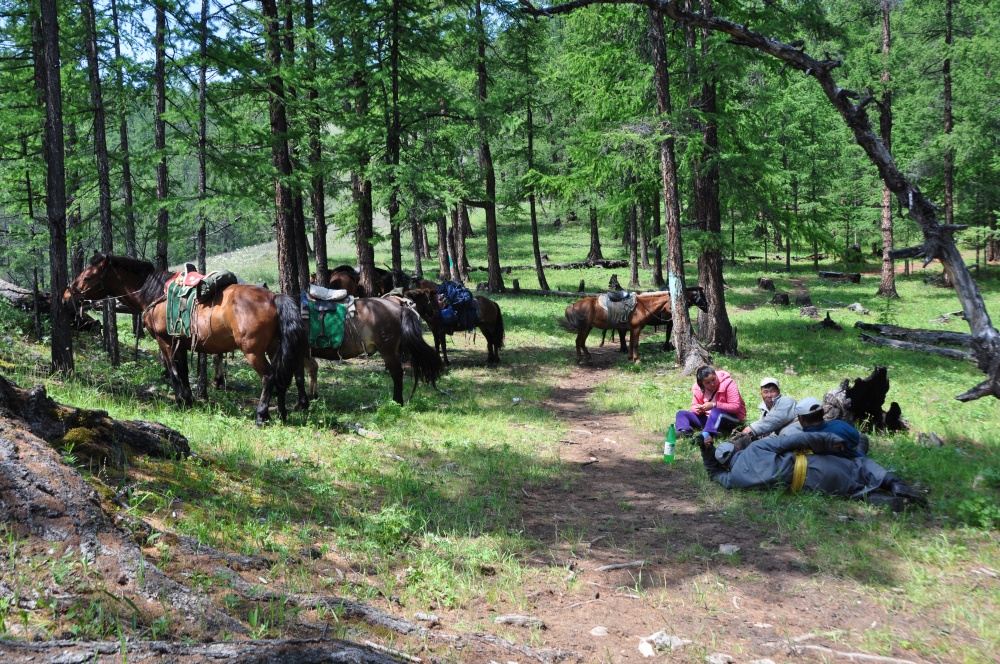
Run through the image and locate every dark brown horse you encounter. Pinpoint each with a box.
[65,254,307,425]
[560,289,702,363]
[601,287,709,352]
[328,265,361,296]
[403,288,505,366]
[303,297,443,403]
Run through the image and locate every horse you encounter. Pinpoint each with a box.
[403,288,505,366]
[560,289,702,363]
[328,265,361,296]
[65,254,308,425]
[601,287,709,352]
[302,296,443,403]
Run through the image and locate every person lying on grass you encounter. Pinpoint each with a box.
[696,430,927,510]
[778,396,868,457]
[738,376,798,441]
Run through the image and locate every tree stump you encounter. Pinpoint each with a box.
[771,292,790,305]
[795,294,813,306]
[757,277,775,291]
[816,312,843,330]
[608,274,623,291]
[823,366,907,432]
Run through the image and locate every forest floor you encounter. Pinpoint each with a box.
[418,347,918,663]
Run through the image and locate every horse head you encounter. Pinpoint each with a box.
[685,286,709,313]
[402,288,437,323]
[65,252,111,305]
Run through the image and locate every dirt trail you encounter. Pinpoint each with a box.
[483,347,911,663]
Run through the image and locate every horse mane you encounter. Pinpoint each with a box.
[100,255,174,305]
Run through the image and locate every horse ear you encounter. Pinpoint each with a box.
[91,251,105,265]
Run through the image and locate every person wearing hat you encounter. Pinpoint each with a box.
[675,365,747,444]
[786,396,867,457]
[695,431,927,509]
[739,377,798,441]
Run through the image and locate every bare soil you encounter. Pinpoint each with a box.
[438,346,922,663]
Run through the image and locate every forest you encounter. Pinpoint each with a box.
[1,0,1000,662]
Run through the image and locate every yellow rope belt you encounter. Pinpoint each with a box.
[791,450,813,493]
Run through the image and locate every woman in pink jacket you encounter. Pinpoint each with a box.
[675,366,747,443]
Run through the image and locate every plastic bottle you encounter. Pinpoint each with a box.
[663,424,676,463]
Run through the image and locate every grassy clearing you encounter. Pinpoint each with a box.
[2,212,999,660]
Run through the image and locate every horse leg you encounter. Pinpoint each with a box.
[244,351,275,425]
[213,354,227,389]
[156,339,186,407]
[576,327,592,364]
[629,326,641,362]
[384,354,405,405]
[663,319,675,351]
[437,330,449,365]
[165,344,195,407]
[619,330,627,353]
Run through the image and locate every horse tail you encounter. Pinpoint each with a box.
[559,306,585,333]
[400,306,443,389]
[272,294,308,392]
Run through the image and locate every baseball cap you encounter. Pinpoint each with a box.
[795,397,823,417]
[759,377,780,389]
[715,442,736,465]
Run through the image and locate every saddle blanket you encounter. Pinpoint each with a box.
[598,292,637,329]
[166,282,197,337]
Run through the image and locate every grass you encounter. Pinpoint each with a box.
[1,209,999,660]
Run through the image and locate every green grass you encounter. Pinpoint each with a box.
[2,209,1000,659]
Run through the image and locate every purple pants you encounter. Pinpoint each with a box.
[675,408,741,436]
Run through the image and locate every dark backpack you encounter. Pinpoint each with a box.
[436,280,472,309]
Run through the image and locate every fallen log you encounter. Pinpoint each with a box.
[859,333,974,362]
[469,259,628,272]
[818,271,861,283]
[0,638,403,664]
[854,322,972,347]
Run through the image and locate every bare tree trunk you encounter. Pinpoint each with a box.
[387,0,403,276]
[354,173,377,296]
[652,189,664,286]
[474,0,504,292]
[420,222,431,260]
[452,204,469,282]
[526,93,550,290]
[154,1,169,270]
[110,0,136,260]
[639,197,651,269]
[38,0,74,373]
[649,7,702,370]
[694,0,736,354]
[940,0,954,289]
[195,0,210,398]
[261,0,299,296]
[83,0,119,365]
[410,208,423,278]
[877,0,898,298]
[628,178,640,289]
[586,205,603,263]
[448,211,461,282]
[282,1,310,294]
[305,0,327,286]
[437,214,450,280]
[988,209,999,263]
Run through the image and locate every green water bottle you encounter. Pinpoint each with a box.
[664,424,676,463]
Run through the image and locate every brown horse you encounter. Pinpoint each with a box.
[601,287,709,352]
[65,254,308,425]
[303,296,443,403]
[328,265,361,296]
[403,288,505,366]
[560,290,700,363]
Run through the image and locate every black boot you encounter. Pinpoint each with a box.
[865,493,905,512]
[881,473,928,506]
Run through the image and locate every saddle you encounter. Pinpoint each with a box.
[598,291,637,329]
[301,284,357,350]
[163,265,240,337]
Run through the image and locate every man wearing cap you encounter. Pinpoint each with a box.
[696,432,927,508]
[740,377,797,441]
[785,396,867,457]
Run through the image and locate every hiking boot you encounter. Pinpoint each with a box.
[865,493,906,512]
[889,480,928,507]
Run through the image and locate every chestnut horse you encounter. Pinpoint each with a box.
[403,288,505,366]
[560,290,696,363]
[601,286,709,352]
[65,254,307,425]
[303,296,443,403]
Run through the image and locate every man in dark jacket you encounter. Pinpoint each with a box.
[699,431,926,509]
[781,396,867,457]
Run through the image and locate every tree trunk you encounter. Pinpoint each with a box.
[83,0,119,366]
[195,0,210,398]
[387,0,403,276]
[648,7,704,371]
[474,0,504,292]
[437,214,450,280]
[109,0,136,260]
[305,0,327,287]
[586,205,603,263]
[877,0,898,298]
[452,204,468,282]
[940,0,954,289]
[694,0,736,354]
[262,0,299,297]
[282,1,311,294]
[639,198,651,270]
[154,1,169,270]
[628,186,640,289]
[410,208,423,279]
[38,0,74,373]
[526,94,550,291]
[988,210,999,263]
[354,172,377,296]
[652,189,664,286]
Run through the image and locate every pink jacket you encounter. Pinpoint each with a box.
[690,370,747,421]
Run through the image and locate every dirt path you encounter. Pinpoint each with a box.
[481,347,911,663]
